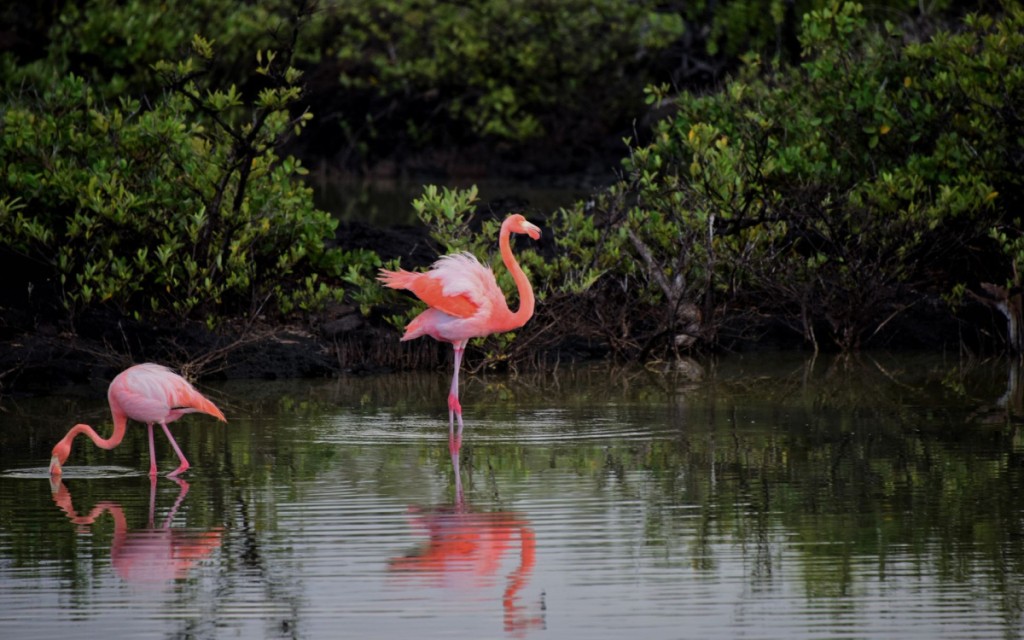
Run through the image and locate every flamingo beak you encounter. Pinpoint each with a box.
[524,222,541,240]
[49,456,63,476]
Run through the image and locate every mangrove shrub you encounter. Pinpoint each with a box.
[546,2,1022,354]
[0,36,355,328]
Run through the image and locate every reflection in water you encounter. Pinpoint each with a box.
[4,356,1024,639]
[390,445,545,636]
[50,477,222,587]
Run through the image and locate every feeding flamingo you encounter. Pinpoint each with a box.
[378,213,540,451]
[51,477,223,587]
[48,363,227,477]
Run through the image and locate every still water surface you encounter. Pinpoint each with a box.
[2,353,1023,639]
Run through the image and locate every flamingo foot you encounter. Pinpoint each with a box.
[447,393,466,438]
[159,422,190,478]
[167,461,189,478]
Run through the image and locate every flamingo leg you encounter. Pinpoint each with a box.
[451,447,465,509]
[160,422,191,477]
[147,473,158,527]
[162,477,190,528]
[448,341,466,453]
[147,422,158,477]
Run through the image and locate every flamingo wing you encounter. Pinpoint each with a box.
[112,364,225,424]
[400,274,480,319]
[113,382,175,423]
[381,253,500,320]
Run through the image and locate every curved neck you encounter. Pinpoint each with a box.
[63,410,129,452]
[52,482,127,534]
[498,220,535,330]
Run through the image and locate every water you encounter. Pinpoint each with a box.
[2,353,1024,639]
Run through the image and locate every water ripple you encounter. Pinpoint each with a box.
[315,410,679,446]
[1,465,144,480]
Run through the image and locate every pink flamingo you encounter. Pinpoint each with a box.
[378,213,541,451]
[49,363,227,478]
[389,450,545,635]
[51,477,223,587]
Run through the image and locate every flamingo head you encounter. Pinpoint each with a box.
[49,440,70,476]
[506,213,541,241]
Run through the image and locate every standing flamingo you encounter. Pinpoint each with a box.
[49,363,227,478]
[378,213,541,451]
[389,450,545,634]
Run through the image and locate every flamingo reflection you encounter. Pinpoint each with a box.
[390,445,545,636]
[50,477,221,586]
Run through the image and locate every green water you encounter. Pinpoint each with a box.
[1,353,1022,639]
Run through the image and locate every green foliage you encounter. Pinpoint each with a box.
[544,2,1022,353]
[325,0,684,155]
[0,38,349,326]
[1,0,684,165]
[1,0,306,99]
[680,0,975,61]
[1,0,990,173]
[2,0,1018,362]
[412,185,482,251]
[903,9,1024,288]
[340,249,384,318]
